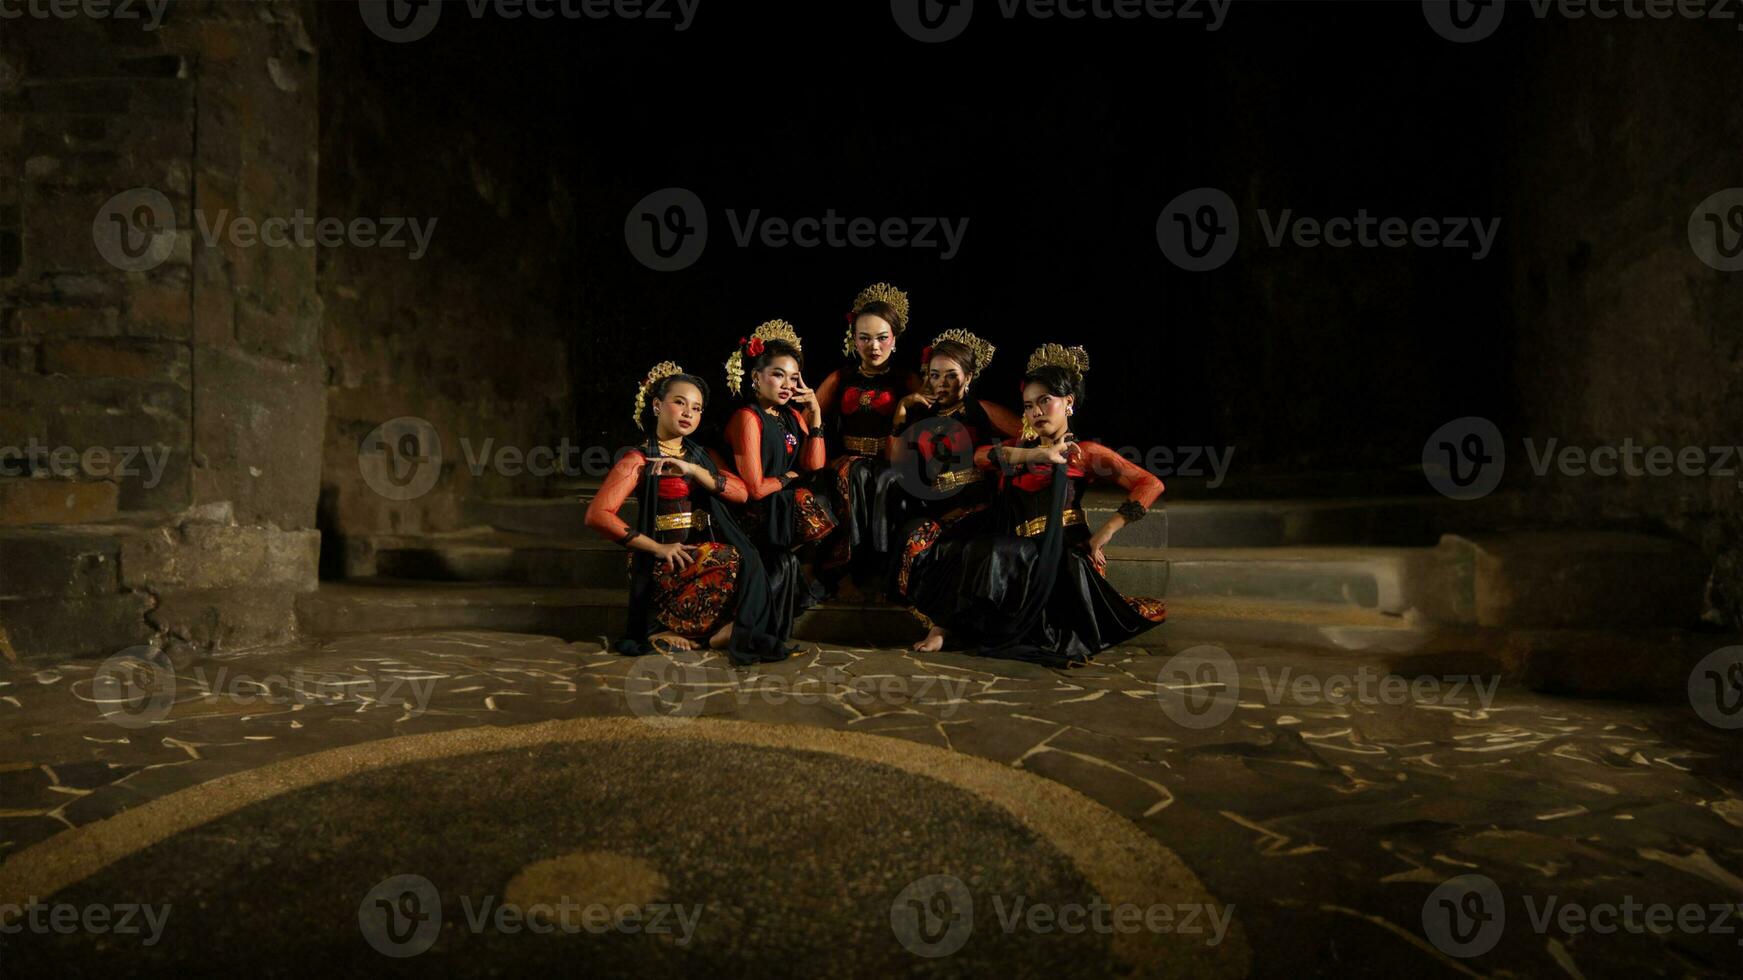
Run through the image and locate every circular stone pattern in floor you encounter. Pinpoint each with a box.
[3,737,1131,976]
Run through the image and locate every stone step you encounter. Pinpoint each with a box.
[471,491,1530,551]
[352,527,1451,613]
[293,579,1416,652]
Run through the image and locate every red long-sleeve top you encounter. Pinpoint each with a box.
[584,448,747,543]
[724,405,828,501]
[974,439,1164,511]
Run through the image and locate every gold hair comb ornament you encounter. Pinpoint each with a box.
[844,281,911,355]
[725,319,803,396]
[1025,343,1090,378]
[633,360,686,431]
[928,328,996,374]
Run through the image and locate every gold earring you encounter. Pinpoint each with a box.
[1021,418,1038,442]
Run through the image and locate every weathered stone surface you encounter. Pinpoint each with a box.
[1455,531,1710,629]
[0,526,127,596]
[190,348,324,529]
[0,477,119,525]
[0,592,153,659]
[120,524,318,592]
[41,338,190,384]
[149,588,299,650]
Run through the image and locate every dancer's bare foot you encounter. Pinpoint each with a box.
[650,631,696,651]
[706,623,733,650]
[911,627,947,652]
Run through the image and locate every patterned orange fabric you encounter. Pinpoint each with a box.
[633,541,743,636]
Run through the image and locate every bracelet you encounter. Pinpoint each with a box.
[618,529,641,548]
[1116,500,1148,523]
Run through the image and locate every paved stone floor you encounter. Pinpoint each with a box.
[1,631,1740,977]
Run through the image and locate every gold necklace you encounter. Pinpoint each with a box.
[657,438,684,456]
[858,361,890,377]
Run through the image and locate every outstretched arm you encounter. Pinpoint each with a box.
[584,451,645,545]
[981,400,1024,440]
[706,448,749,505]
[1079,442,1163,566]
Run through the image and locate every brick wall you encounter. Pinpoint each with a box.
[0,1,324,659]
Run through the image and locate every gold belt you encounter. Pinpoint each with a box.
[931,468,983,491]
[1017,508,1086,538]
[653,510,710,532]
[842,435,884,456]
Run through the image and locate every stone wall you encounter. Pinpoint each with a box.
[1503,19,1743,626]
[0,1,323,660]
[313,10,577,571]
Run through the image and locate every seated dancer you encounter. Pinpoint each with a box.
[722,320,836,640]
[812,282,920,596]
[885,330,1023,646]
[902,344,1166,664]
[584,362,789,663]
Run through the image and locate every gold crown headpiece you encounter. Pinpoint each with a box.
[1025,343,1090,378]
[632,360,687,431]
[725,319,803,396]
[926,329,996,374]
[843,281,911,355]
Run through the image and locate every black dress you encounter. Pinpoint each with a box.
[903,439,1168,667]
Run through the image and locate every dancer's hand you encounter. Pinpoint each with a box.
[653,541,699,572]
[790,376,822,426]
[1085,528,1112,573]
[649,458,697,480]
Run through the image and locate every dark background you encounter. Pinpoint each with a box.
[339,1,1529,471]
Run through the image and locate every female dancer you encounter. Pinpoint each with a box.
[884,330,1023,640]
[904,344,1167,662]
[584,362,788,663]
[813,282,921,595]
[722,320,835,641]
